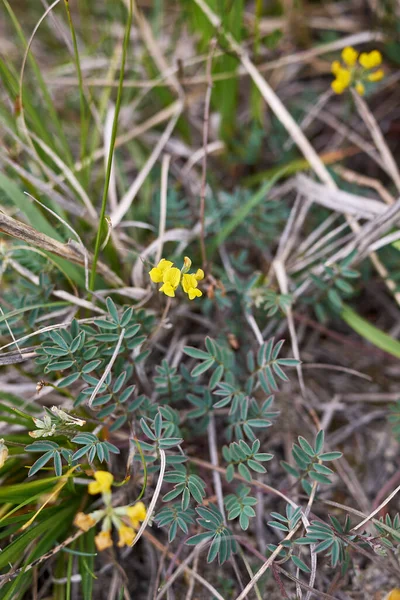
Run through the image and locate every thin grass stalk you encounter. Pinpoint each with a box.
[89,0,133,290]
[64,0,89,183]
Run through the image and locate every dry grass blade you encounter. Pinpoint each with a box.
[0,211,124,287]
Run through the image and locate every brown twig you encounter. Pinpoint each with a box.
[0,211,124,288]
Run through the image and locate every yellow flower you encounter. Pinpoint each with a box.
[331,68,351,94]
[159,267,181,297]
[330,47,384,96]
[149,259,174,283]
[126,501,147,529]
[367,69,384,82]
[386,590,400,600]
[341,46,358,67]
[74,512,96,532]
[355,82,365,95]
[0,439,8,468]
[94,530,113,551]
[194,269,204,281]
[182,273,202,300]
[117,525,136,547]
[359,50,382,69]
[88,471,114,495]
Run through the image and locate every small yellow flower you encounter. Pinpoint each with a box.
[355,82,365,95]
[331,68,351,94]
[126,501,147,529]
[0,439,8,468]
[359,50,382,69]
[159,267,181,297]
[94,530,113,551]
[182,273,202,300]
[149,259,174,283]
[117,525,136,547]
[74,512,96,532]
[88,471,114,495]
[194,269,205,281]
[367,69,384,82]
[341,46,358,67]
[331,47,384,96]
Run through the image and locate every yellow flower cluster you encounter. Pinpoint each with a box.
[331,46,384,95]
[73,471,147,552]
[149,256,204,300]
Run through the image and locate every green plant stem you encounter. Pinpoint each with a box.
[89,0,133,291]
[64,0,89,182]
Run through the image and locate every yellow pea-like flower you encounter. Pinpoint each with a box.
[159,267,181,297]
[330,47,384,96]
[341,46,358,67]
[367,69,384,82]
[149,259,174,283]
[117,525,136,547]
[94,530,113,551]
[88,471,114,495]
[74,512,96,532]
[359,50,382,69]
[126,501,147,529]
[182,273,203,300]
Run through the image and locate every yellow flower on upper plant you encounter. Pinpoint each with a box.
[74,512,96,532]
[330,46,384,96]
[159,267,181,297]
[117,525,136,547]
[94,530,113,551]
[126,501,147,529]
[359,50,382,69]
[149,259,174,283]
[368,69,384,82]
[88,471,114,495]
[342,46,358,67]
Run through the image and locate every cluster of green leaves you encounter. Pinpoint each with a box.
[267,504,310,573]
[296,515,355,570]
[281,431,342,495]
[223,439,273,482]
[225,485,257,530]
[303,252,359,321]
[186,504,237,564]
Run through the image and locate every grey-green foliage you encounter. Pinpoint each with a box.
[225,485,257,530]
[223,439,273,482]
[296,515,355,570]
[155,504,196,542]
[304,251,360,321]
[281,430,342,495]
[267,504,310,573]
[186,504,237,564]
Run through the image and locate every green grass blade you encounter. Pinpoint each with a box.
[89,0,133,290]
[0,302,69,326]
[341,304,400,358]
[3,0,74,165]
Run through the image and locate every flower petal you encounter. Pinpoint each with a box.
[341,46,358,67]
